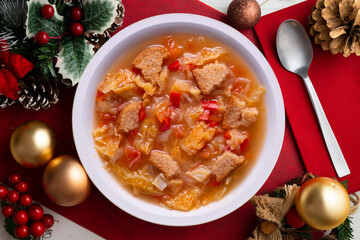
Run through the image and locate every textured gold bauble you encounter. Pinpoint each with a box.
[10,120,56,168]
[43,155,91,207]
[227,0,261,30]
[295,177,350,230]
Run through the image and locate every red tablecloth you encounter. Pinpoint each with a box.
[0,0,305,239]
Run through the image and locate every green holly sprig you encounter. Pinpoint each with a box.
[25,0,119,85]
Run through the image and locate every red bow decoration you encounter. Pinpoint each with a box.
[0,40,34,100]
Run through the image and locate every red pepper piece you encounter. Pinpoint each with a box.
[223,130,232,140]
[207,120,218,128]
[96,90,105,101]
[168,60,181,72]
[198,109,211,121]
[125,146,142,169]
[131,67,141,75]
[138,107,146,122]
[159,117,171,131]
[170,91,181,107]
[187,63,196,71]
[201,99,219,110]
[240,138,248,152]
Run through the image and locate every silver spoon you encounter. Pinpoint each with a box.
[276,19,350,178]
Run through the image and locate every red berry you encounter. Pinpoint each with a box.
[30,222,45,237]
[41,214,54,228]
[0,184,8,199]
[14,225,29,239]
[9,174,21,185]
[16,182,28,193]
[7,190,19,203]
[285,207,305,229]
[70,22,84,36]
[2,205,15,217]
[28,203,44,221]
[41,4,54,19]
[71,7,83,20]
[13,210,28,225]
[20,194,32,206]
[35,31,50,45]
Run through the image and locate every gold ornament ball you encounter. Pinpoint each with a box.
[10,120,56,168]
[295,177,350,230]
[227,0,261,30]
[43,155,91,207]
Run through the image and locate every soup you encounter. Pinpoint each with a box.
[93,34,266,211]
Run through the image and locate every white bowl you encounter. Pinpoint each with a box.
[72,13,284,226]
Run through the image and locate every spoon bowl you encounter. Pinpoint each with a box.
[276,19,313,77]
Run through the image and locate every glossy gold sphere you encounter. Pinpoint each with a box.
[295,177,350,230]
[43,155,91,207]
[10,120,56,168]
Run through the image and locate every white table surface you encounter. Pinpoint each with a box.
[1,1,358,239]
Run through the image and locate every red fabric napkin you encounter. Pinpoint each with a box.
[0,0,304,239]
[255,0,360,193]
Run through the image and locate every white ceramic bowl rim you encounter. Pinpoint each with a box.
[73,13,285,226]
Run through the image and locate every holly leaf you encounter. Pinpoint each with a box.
[57,35,93,85]
[25,0,63,38]
[83,0,119,34]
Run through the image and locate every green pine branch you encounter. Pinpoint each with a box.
[337,217,354,240]
[48,0,67,16]
[0,0,28,51]
[341,179,348,191]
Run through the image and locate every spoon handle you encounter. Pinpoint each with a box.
[302,75,350,178]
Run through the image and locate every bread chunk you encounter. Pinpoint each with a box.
[193,63,229,95]
[133,46,170,82]
[116,102,142,134]
[223,96,246,129]
[223,96,259,128]
[212,151,245,182]
[240,107,259,127]
[148,150,180,179]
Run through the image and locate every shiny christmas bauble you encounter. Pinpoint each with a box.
[43,155,90,207]
[295,177,350,230]
[227,0,261,30]
[10,121,56,168]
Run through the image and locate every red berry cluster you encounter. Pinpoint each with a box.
[70,7,84,37]
[35,4,85,45]
[1,174,54,239]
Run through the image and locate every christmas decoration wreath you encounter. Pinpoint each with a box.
[0,0,124,110]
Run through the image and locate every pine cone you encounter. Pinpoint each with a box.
[18,76,59,111]
[309,0,360,57]
[0,94,15,108]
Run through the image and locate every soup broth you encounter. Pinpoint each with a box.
[93,33,266,211]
